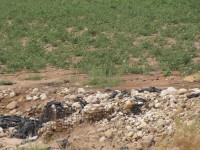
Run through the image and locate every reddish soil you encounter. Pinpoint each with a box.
[0,68,200,91]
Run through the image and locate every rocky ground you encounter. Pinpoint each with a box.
[0,81,200,150]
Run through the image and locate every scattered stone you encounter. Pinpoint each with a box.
[135,143,143,150]
[155,103,161,108]
[26,95,32,101]
[40,93,47,100]
[104,129,113,138]
[160,87,177,97]
[9,92,16,98]
[9,109,17,115]
[141,135,154,149]
[69,95,77,101]
[32,88,39,93]
[72,102,82,110]
[157,119,165,127]
[78,88,85,94]
[99,136,106,142]
[33,95,39,100]
[0,86,200,149]
[61,88,70,94]
[6,101,18,110]
[178,88,187,95]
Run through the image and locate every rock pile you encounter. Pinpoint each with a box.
[0,86,200,149]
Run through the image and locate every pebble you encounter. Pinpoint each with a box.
[33,96,39,100]
[40,93,47,100]
[72,102,82,109]
[154,103,161,108]
[85,95,94,103]
[127,131,134,137]
[9,92,16,98]
[32,88,39,93]
[6,101,18,110]
[61,88,70,94]
[78,88,85,94]
[26,95,32,101]
[178,88,187,95]
[160,87,177,97]
[157,119,165,127]
[9,109,17,115]
[138,121,147,129]
[141,135,154,149]
[104,129,113,138]
[69,95,77,101]
[99,136,106,142]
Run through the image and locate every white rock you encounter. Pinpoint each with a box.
[131,89,139,97]
[40,93,47,100]
[61,88,70,94]
[193,89,200,94]
[138,121,147,129]
[157,119,165,127]
[104,129,113,138]
[9,92,16,98]
[127,131,134,137]
[0,127,3,133]
[9,109,17,115]
[99,93,109,99]
[78,88,85,94]
[99,136,106,142]
[26,95,32,101]
[155,103,161,108]
[91,98,99,104]
[6,101,18,110]
[136,131,143,138]
[32,88,39,93]
[77,94,84,99]
[170,99,176,108]
[160,87,177,97]
[142,135,154,148]
[126,125,132,131]
[85,95,94,103]
[72,102,82,109]
[8,127,15,133]
[69,95,77,101]
[178,88,187,95]
[33,96,39,100]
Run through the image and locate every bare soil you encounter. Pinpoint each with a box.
[0,68,200,90]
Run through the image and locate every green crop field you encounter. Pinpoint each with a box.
[0,0,200,84]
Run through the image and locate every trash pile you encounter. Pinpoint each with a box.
[0,86,200,149]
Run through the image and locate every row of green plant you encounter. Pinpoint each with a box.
[0,0,200,86]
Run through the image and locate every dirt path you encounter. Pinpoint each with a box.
[0,68,200,90]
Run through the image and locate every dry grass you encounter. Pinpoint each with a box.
[156,119,200,150]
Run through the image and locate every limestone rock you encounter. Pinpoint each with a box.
[6,101,18,110]
[178,88,187,95]
[104,129,113,138]
[78,88,85,94]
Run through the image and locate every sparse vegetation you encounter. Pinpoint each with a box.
[0,80,15,85]
[25,74,43,80]
[0,0,200,85]
[157,119,200,150]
